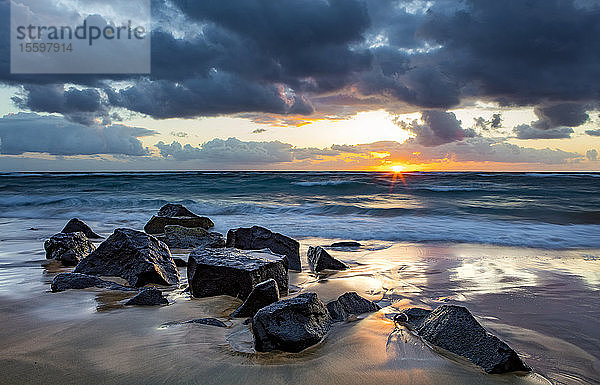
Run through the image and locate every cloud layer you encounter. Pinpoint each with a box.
[0,113,154,156]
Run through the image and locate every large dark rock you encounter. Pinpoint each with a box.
[161,225,225,249]
[187,248,288,299]
[73,228,180,287]
[397,305,530,374]
[307,246,348,272]
[61,218,102,239]
[144,204,214,234]
[226,226,301,271]
[231,279,280,318]
[157,203,198,218]
[330,241,361,247]
[326,292,380,321]
[44,232,96,266]
[125,287,168,306]
[252,293,332,352]
[51,273,136,292]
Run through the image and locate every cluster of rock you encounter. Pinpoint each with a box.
[396,305,531,374]
[42,203,530,374]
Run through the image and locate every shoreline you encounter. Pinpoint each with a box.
[1,229,598,384]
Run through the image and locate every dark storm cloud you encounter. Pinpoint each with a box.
[3,0,600,139]
[0,113,154,155]
[513,124,574,140]
[533,103,590,129]
[398,110,476,146]
[12,85,111,125]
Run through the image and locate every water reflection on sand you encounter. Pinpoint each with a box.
[0,236,598,384]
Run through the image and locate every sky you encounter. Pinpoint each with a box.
[0,0,600,171]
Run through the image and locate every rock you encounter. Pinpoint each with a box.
[252,293,332,352]
[44,232,96,266]
[61,218,102,239]
[144,204,213,234]
[173,257,187,267]
[162,318,227,328]
[145,216,214,235]
[125,287,168,306]
[187,248,288,299]
[397,305,530,374]
[330,241,361,247]
[231,279,280,318]
[162,225,225,249]
[51,272,136,292]
[307,246,348,272]
[157,203,199,218]
[184,318,227,327]
[226,226,301,271]
[326,292,380,321]
[73,228,180,287]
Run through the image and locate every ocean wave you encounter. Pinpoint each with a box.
[292,180,356,186]
[208,214,600,250]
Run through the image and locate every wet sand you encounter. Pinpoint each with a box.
[0,221,599,384]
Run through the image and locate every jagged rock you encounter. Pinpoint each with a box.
[51,272,136,292]
[187,248,288,299]
[73,228,180,287]
[61,218,102,239]
[162,225,225,249]
[144,204,213,234]
[326,292,380,321]
[125,287,168,306]
[157,203,198,218]
[44,232,96,266]
[307,246,348,272]
[231,279,280,318]
[330,241,361,247]
[397,305,530,374]
[226,226,301,271]
[252,293,332,352]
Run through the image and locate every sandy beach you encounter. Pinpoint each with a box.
[1,214,598,384]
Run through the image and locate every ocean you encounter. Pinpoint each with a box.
[1,171,599,249]
[1,171,599,384]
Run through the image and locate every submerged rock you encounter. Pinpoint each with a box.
[44,232,96,266]
[397,305,530,374]
[330,241,361,247]
[162,318,227,328]
[326,292,380,321]
[252,293,332,352]
[144,204,213,234]
[61,218,102,239]
[162,225,225,249]
[226,226,301,271]
[231,279,280,318]
[51,272,135,292]
[307,246,348,272]
[125,287,168,306]
[187,248,288,299]
[73,228,180,287]
[184,318,227,327]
